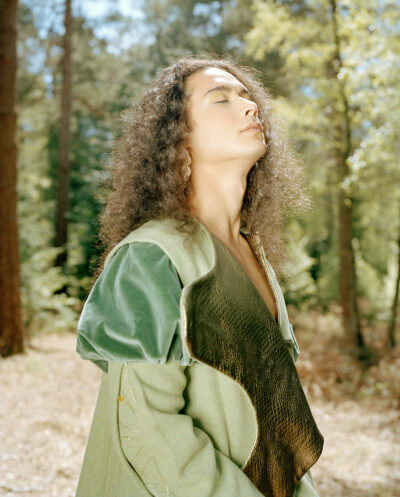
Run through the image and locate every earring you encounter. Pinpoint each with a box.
[183,154,192,181]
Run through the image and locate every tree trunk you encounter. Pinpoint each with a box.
[329,0,367,357]
[0,0,24,357]
[387,200,400,348]
[55,0,72,267]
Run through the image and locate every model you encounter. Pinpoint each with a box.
[75,55,324,497]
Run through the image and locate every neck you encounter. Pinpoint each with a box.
[188,161,249,245]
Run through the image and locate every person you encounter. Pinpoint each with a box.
[75,55,324,497]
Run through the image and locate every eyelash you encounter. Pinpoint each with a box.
[215,95,253,104]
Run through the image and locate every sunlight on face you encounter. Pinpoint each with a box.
[184,67,267,168]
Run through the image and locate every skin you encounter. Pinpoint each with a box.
[184,67,278,322]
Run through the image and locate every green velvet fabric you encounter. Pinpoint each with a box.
[76,243,184,372]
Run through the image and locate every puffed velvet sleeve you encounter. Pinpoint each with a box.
[76,242,184,372]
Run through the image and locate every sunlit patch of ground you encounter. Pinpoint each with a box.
[311,399,400,497]
[0,329,399,496]
[0,333,101,497]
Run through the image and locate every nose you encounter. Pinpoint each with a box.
[244,100,258,120]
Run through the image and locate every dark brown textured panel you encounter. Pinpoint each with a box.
[184,233,323,497]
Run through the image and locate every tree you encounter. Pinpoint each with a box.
[329,0,365,351]
[388,201,400,348]
[246,0,400,356]
[55,0,72,267]
[0,0,24,356]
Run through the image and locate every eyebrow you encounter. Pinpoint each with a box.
[204,84,251,98]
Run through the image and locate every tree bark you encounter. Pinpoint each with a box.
[329,0,367,355]
[0,0,24,357]
[55,0,72,267]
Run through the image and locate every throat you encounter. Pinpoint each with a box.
[211,232,279,325]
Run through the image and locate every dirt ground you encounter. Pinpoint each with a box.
[0,331,399,497]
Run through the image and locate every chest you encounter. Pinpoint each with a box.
[229,241,279,324]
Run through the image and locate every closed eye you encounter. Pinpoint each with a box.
[214,92,252,104]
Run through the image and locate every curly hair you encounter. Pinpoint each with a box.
[95,54,311,278]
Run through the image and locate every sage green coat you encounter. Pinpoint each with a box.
[75,217,322,497]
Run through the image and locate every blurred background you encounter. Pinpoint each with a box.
[0,1,399,496]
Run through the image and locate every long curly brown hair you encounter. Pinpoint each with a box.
[95,54,311,278]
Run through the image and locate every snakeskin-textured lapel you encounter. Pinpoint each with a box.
[184,232,324,497]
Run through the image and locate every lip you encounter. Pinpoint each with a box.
[240,122,263,133]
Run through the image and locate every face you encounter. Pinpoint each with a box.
[184,67,267,168]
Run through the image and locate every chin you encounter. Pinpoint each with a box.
[256,142,268,159]
[248,144,267,162]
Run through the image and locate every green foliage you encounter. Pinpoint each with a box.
[246,0,400,320]
[20,247,80,334]
[281,219,318,308]
[18,98,80,332]
[17,0,399,335]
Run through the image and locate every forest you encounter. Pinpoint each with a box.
[0,1,399,496]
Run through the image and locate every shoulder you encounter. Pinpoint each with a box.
[105,217,195,264]
[76,240,184,370]
[87,240,183,314]
[104,241,181,286]
[106,217,214,287]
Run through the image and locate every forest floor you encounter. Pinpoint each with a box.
[0,310,399,497]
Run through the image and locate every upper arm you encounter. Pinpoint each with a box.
[76,242,184,371]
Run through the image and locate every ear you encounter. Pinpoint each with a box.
[184,147,192,165]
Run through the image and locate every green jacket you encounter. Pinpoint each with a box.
[76,217,323,497]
